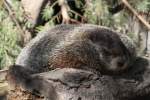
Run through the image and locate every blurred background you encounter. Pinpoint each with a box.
[0,0,150,70]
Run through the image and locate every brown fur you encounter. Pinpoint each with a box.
[14,24,135,74]
[7,24,136,99]
[47,25,134,74]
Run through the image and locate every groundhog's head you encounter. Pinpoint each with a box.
[98,45,131,74]
[87,29,132,74]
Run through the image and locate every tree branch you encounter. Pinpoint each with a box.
[3,0,25,39]
[122,0,150,30]
[58,0,70,24]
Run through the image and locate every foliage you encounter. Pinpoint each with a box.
[84,0,109,25]
[0,2,21,69]
[129,0,150,12]
[42,5,54,21]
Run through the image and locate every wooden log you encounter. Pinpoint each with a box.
[7,57,150,100]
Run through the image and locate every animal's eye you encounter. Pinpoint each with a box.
[117,60,125,67]
[102,49,112,56]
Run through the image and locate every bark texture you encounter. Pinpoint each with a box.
[7,57,150,100]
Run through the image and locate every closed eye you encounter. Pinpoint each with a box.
[117,61,125,67]
[102,49,112,57]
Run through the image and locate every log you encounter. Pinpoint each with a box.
[7,57,150,100]
[0,69,8,100]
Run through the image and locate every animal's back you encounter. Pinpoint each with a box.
[16,24,77,72]
[16,24,135,74]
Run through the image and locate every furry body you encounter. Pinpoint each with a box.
[13,24,136,74]
[7,24,136,99]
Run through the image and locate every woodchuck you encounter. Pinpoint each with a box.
[12,24,136,74]
[7,24,136,99]
[47,25,136,74]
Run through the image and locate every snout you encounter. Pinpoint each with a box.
[109,57,128,72]
[117,58,126,68]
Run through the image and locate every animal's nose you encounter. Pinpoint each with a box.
[117,59,125,67]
